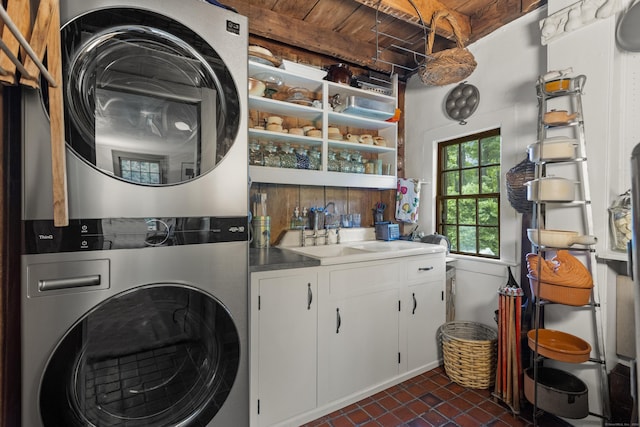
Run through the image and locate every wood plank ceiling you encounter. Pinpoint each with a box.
[221,0,546,81]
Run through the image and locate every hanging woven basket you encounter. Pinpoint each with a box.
[419,11,477,86]
[506,157,535,214]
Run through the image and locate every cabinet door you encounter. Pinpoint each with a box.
[407,281,445,371]
[257,274,317,427]
[327,288,400,400]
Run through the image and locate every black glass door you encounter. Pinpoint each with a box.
[40,285,240,426]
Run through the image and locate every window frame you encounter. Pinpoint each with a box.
[436,128,501,259]
[112,150,167,185]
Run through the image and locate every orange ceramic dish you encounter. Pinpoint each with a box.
[543,110,578,125]
[527,329,591,363]
[544,78,571,92]
[528,275,592,306]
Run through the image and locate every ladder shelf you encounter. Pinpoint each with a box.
[527,71,611,426]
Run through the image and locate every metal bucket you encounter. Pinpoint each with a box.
[251,216,270,248]
[524,367,588,419]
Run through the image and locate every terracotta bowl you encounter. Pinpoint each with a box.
[527,329,591,363]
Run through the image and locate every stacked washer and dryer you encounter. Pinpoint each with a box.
[21,1,249,426]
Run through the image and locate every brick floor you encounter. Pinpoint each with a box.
[300,366,574,427]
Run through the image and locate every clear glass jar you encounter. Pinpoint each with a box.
[364,160,375,174]
[609,189,632,252]
[308,148,321,170]
[279,143,297,169]
[338,150,352,173]
[351,152,365,174]
[263,143,281,168]
[249,140,264,166]
[327,150,340,172]
[295,146,310,169]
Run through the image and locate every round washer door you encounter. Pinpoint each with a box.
[49,7,241,186]
[39,285,240,426]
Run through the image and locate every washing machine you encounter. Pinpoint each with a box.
[23,0,247,220]
[21,0,249,426]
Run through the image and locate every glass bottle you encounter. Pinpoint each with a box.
[249,140,264,166]
[291,207,302,229]
[295,146,310,169]
[279,143,297,169]
[263,142,281,168]
[327,150,340,172]
[609,189,632,252]
[338,150,352,173]
[351,151,365,174]
[309,148,322,170]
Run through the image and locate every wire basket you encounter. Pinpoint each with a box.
[440,321,498,389]
[506,157,535,214]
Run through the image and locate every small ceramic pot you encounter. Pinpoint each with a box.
[325,63,353,85]
[525,177,575,201]
[248,78,266,96]
[265,116,283,125]
[359,134,373,145]
[543,110,577,125]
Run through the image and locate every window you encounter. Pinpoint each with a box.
[436,129,501,258]
[112,150,167,184]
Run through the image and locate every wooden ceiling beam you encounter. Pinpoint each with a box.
[222,0,412,75]
[353,0,471,43]
[467,0,543,43]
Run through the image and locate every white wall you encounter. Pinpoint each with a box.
[405,0,639,422]
[404,8,547,328]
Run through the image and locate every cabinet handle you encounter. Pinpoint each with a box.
[412,292,417,314]
[336,308,341,334]
[418,266,434,271]
[307,283,313,310]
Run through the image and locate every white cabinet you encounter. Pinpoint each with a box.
[248,61,398,189]
[250,268,318,427]
[250,250,446,427]
[320,260,401,401]
[404,255,446,372]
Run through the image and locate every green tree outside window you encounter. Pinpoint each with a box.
[436,129,501,258]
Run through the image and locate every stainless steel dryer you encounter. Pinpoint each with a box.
[21,1,249,426]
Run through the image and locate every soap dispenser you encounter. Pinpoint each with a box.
[291,207,301,229]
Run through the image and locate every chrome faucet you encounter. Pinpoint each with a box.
[324,201,335,213]
[301,208,331,246]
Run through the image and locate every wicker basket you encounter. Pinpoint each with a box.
[440,321,498,389]
[419,11,477,86]
[506,157,536,214]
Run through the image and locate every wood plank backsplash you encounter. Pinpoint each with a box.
[250,183,396,245]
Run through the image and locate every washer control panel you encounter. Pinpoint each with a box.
[23,216,248,254]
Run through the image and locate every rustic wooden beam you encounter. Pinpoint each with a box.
[468,0,539,42]
[353,0,471,43]
[223,0,412,74]
[522,0,547,14]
